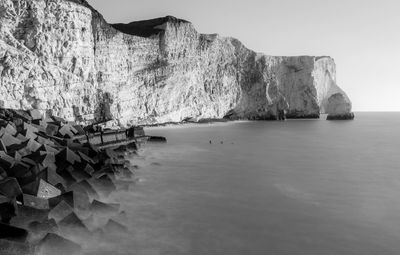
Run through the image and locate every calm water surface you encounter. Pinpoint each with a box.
[111,113,400,255]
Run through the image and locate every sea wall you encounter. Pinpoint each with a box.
[0,0,353,125]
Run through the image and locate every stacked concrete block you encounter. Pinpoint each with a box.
[0,108,142,254]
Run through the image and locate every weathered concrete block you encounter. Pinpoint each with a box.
[0,201,17,224]
[73,125,86,136]
[13,152,22,161]
[48,191,74,209]
[24,150,46,164]
[20,179,40,197]
[7,162,31,178]
[0,167,7,181]
[23,194,49,210]
[37,233,81,255]
[30,124,46,133]
[88,175,116,197]
[28,218,58,236]
[59,124,78,138]
[15,134,28,143]
[5,124,17,136]
[114,210,128,223]
[45,123,59,137]
[22,130,38,141]
[84,164,95,175]
[39,145,59,154]
[58,212,90,235]
[57,170,77,187]
[51,116,67,124]
[78,151,96,164]
[5,140,29,154]
[0,156,13,171]
[40,153,57,170]
[67,182,94,209]
[116,167,133,179]
[20,158,36,168]
[0,140,7,153]
[56,147,81,166]
[0,195,9,204]
[37,180,61,199]
[36,136,55,146]
[11,204,50,227]
[69,169,91,183]
[0,178,22,199]
[102,219,128,233]
[48,201,73,223]
[21,129,38,141]
[23,123,39,133]
[29,110,42,120]
[1,134,22,147]
[0,223,28,242]
[90,200,119,215]
[26,138,42,152]
[47,166,67,189]
[0,239,33,255]
[0,127,5,137]
[13,110,33,123]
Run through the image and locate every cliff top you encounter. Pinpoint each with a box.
[112,16,190,37]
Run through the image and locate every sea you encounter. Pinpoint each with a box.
[95,112,400,255]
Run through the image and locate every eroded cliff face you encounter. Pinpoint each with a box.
[0,0,353,126]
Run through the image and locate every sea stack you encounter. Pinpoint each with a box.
[0,0,353,124]
[326,93,355,120]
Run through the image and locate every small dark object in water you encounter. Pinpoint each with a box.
[148,136,167,143]
[209,140,212,144]
[220,141,223,144]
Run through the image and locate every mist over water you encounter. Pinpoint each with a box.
[89,113,400,255]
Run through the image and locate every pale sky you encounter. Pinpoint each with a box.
[87,0,400,111]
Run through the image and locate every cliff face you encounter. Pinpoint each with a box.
[0,0,353,126]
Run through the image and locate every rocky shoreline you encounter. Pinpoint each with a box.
[0,108,161,255]
[326,113,356,120]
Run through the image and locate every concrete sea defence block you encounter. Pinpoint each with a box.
[0,239,33,255]
[37,233,81,255]
[22,194,49,210]
[48,201,74,223]
[0,108,144,251]
[0,178,22,199]
[0,223,28,242]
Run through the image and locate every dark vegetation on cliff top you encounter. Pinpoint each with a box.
[112,16,189,37]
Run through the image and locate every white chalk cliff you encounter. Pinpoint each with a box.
[0,0,353,126]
